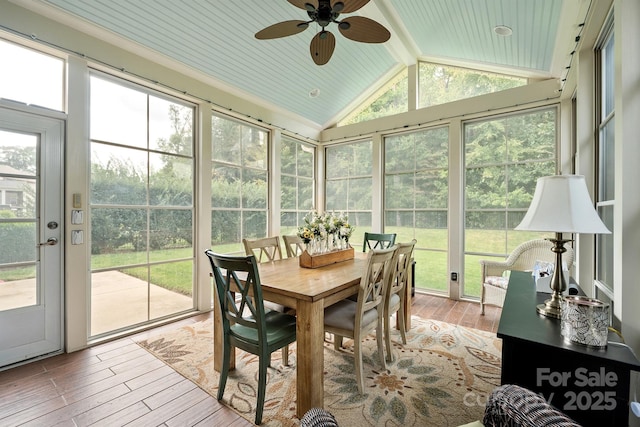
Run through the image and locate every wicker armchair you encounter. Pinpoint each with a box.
[480,239,575,314]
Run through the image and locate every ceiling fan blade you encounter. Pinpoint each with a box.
[338,16,390,43]
[288,0,318,10]
[255,20,309,40]
[335,0,369,14]
[310,31,336,65]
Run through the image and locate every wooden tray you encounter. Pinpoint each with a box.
[299,247,354,269]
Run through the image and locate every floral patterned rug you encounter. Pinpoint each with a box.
[137,317,502,426]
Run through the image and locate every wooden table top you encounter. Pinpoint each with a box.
[256,251,368,303]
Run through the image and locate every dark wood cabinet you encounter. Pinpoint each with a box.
[497,271,640,426]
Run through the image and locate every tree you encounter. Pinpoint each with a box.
[0,145,36,174]
[419,63,525,108]
[90,102,195,254]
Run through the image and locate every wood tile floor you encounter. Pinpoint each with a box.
[0,294,501,426]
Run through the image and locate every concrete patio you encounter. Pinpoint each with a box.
[0,271,194,336]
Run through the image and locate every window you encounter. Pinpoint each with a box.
[280,136,315,235]
[339,70,408,126]
[384,127,449,292]
[325,140,372,245]
[90,73,195,337]
[0,38,64,111]
[594,15,615,310]
[463,107,557,298]
[419,62,526,109]
[5,191,22,207]
[210,113,268,254]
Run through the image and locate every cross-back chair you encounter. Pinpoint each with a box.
[243,236,292,314]
[323,245,398,394]
[383,239,416,362]
[362,232,397,252]
[282,234,305,258]
[242,236,282,263]
[242,236,283,263]
[205,250,297,425]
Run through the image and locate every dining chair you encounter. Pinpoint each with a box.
[282,234,305,258]
[383,239,416,362]
[243,236,283,263]
[205,250,297,425]
[323,245,398,394]
[243,236,295,319]
[362,232,397,252]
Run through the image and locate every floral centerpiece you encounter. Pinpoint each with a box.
[297,210,354,255]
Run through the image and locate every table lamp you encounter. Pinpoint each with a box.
[515,175,610,318]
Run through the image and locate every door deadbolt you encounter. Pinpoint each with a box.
[47,221,59,229]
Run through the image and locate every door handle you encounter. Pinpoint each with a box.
[38,237,58,246]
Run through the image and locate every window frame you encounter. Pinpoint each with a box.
[593,13,616,311]
[280,135,316,235]
[324,139,373,245]
[210,111,270,253]
[462,106,559,299]
[88,70,197,338]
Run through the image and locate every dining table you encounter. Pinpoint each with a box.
[212,250,413,419]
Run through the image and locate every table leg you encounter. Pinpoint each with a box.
[398,257,413,331]
[295,298,324,419]
[213,291,235,372]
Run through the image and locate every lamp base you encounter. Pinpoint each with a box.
[537,300,561,319]
[535,233,571,319]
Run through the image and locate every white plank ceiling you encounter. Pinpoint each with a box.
[19,0,589,128]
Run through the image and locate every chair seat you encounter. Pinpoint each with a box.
[324,299,379,332]
[388,293,400,309]
[484,276,509,289]
[230,311,297,345]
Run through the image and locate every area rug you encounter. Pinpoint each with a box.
[137,317,502,426]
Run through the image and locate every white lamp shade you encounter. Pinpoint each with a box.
[515,175,611,234]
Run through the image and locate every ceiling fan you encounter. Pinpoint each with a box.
[255,0,391,66]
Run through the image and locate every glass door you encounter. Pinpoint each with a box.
[0,107,64,368]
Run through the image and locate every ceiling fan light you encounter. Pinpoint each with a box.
[304,3,316,12]
[333,2,344,13]
[338,21,350,30]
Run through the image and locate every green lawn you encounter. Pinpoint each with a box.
[2,229,546,300]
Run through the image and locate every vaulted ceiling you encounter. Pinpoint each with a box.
[15,0,588,129]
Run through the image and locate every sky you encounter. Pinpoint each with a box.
[0,39,64,111]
